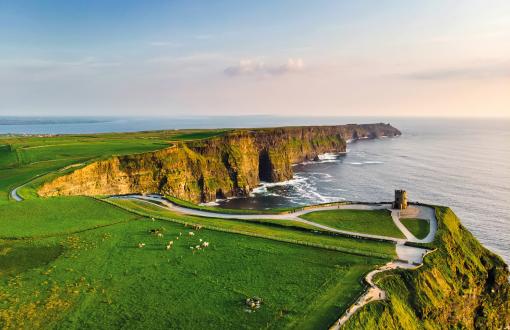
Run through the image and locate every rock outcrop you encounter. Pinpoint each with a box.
[38,123,400,202]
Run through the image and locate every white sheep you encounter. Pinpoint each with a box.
[138,243,146,248]
[202,242,209,248]
[188,231,195,236]
[157,232,164,238]
[199,239,203,242]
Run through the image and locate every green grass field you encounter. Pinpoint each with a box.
[109,199,396,258]
[401,218,430,239]
[0,130,399,329]
[0,197,388,329]
[299,209,405,239]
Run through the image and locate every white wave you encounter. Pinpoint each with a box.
[250,175,308,196]
[308,172,333,179]
[293,151,347,166]
[348,161,383,165]
[199,201,221,206]
[329,188,347,192]
[318,153,340,160]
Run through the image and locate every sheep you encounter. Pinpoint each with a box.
[138,243,146,248]
[202,242,209,248]
[199,239,203,242]
[188,231,195,236]
[168,240,174,246]
[157,232,164,238]
[165,244,172,250]
[179,232,182,236]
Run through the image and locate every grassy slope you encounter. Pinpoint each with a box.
[0,198,387,329]
[109,199,396,259]
[344,207,510,330]
[0,197,140,238]
[401,218,429,240]
[300,209,405,239]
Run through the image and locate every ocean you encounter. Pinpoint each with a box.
[1,116,509,264]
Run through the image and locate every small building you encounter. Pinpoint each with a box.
[393,190,408,209]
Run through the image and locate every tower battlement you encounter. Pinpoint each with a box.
[393,189,408,210]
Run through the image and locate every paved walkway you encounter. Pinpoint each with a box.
[10,186,23,201]
[114,194,437,329]
[14,184,437,328]
[115,195,407,244]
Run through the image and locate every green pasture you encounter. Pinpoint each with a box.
[109,199,396,259]
[300,209,405,239]
[0,197,388,329]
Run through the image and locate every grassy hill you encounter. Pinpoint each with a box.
[344,207,510,329]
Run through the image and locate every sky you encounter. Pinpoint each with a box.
[0,0,509,118]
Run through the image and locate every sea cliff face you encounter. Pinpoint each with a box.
[38,123,400,202]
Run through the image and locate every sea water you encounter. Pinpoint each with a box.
[219,118,510,264]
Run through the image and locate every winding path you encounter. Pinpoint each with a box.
[121,195,405,242]
[113,194,437,329]
[10,185,23,201]
[12,184,437,328]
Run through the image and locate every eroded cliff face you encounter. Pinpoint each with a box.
[38,123,400,202]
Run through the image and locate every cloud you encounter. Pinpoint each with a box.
[224,58,305,77]
[401,63,510,80]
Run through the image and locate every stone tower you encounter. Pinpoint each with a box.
[393,189,408,210]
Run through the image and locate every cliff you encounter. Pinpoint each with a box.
[38,123,400,202]
[344,207,510,330]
